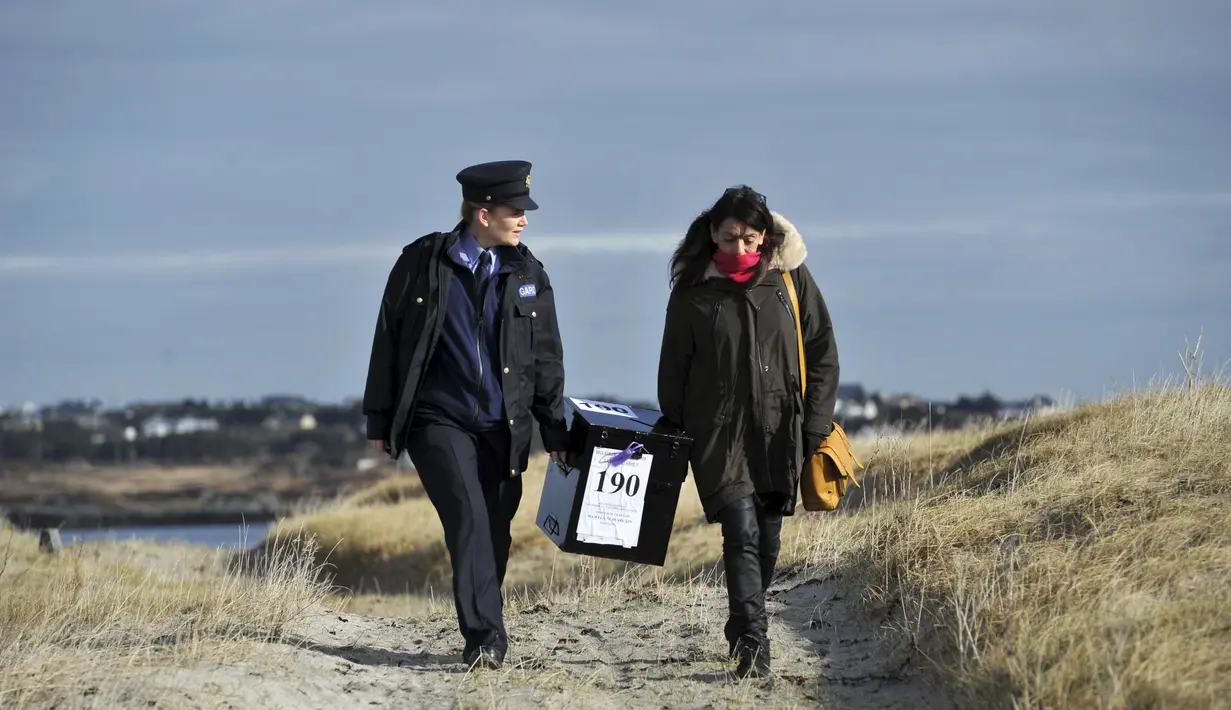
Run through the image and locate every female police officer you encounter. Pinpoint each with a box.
[656,185,839,679]
[362,160,569,670]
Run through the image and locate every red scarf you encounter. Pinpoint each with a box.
[712,250,762,283]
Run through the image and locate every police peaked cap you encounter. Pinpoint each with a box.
[456,160,538,211]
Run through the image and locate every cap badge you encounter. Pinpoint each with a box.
[525,173,532,188]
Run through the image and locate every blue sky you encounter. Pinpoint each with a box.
[1,1,1229,408]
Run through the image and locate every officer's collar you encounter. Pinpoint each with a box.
[455,230,491,266]
[445,222,528,265]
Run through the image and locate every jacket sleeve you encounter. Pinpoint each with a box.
[656,287,693,429]
[793,263,840,440]
[531,268,570,452]
[362,249,415,442]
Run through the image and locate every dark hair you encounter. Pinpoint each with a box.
[669,185,783,288]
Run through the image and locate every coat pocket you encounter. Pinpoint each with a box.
[511,300,538,355]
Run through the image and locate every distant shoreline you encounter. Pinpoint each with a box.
[0,460,396,532]
[4,502,282,531]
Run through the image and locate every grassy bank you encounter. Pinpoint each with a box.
[833,379,1231,708]
[0,519,331,708]
[270,376,1230,707]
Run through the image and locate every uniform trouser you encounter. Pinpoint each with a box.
[405,418,521,655]
[716,495,784,650]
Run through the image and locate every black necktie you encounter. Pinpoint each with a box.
[476,250,493,290]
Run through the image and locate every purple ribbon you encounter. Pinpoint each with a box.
[606,442,646,468]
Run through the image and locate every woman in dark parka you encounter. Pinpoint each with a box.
[656,186,839,678]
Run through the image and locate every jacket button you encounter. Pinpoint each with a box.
[510,468,517,475]
[503,367,510,374]
[509,419,514,426]
[531,311,537,318]
[415,297,423,304]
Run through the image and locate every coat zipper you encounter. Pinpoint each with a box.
[777,289,798,373]
[712,302,726,422]
[476,279,486,384]
[751,301,770,434]
[776,289,794,323]
[777,289,803,408]
[778,288,806,474]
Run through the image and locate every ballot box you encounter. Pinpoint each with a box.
[536,396,693,566]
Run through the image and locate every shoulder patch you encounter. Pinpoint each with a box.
[518,283,537,299]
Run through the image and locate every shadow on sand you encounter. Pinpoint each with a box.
[288,638,469,674]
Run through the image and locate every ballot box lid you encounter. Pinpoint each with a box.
[564,397,684,437]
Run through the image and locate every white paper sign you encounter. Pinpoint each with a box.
[575,446,652,548]
[569,397,636,418]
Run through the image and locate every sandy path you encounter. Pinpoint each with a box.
[112,570,953,709]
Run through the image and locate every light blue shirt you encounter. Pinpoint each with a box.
[451,230,499,276]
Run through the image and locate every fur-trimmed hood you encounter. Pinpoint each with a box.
[697,211,808,281]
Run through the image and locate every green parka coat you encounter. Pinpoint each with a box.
[657,213,840,521]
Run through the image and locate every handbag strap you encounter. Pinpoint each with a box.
[785,271,861,477]
[783,270,806,396]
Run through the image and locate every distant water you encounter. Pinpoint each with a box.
[59,522,271,549]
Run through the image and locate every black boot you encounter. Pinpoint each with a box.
[463,645,504,670]
[734,636,771,678]
[717,498,770,666]
[757,501,784,593]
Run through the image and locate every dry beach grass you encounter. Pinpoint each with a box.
[0,523,331,708]
[263,371,1231,708]
[832,376,1231,708]
[1,367,1227,708]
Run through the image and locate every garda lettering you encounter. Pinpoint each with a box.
[518,283,537,299]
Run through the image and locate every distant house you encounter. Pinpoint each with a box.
[140,415,221,438]
[835,396,880,422]
[39,399,108,431]
[998,395,1062,420]
[833,383,883,429]
[261,413,318,431]
[887,394,925,409]
[1,401,42,432]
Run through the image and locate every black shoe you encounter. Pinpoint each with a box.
[734,638,771,679]
[724,619,740,660]
[463,646,504,670]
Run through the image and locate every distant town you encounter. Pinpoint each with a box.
[0,387,1063,471]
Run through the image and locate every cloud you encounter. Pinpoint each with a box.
[0,223,1031,278]
[6,183,1231,278]
[7,178,1231,279]
[0,237,670,277]
[0,246,392,277]
[1044,190,1231,212]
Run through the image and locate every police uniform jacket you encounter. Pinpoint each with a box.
[363,222,569,476]
[656,212,839,521]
